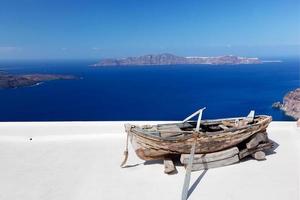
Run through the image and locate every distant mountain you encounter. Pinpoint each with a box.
[92,53,262,66]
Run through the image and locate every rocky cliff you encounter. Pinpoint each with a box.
[92,53,262,66]
[0,73,76,89]
[273,88,300,120]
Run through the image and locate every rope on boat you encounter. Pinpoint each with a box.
[120,132,129,167]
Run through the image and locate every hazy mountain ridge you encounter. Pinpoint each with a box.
[92,53,262,66]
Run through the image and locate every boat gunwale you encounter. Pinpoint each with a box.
[127,115,271,142]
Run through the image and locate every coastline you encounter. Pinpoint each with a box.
[0,73,76,89]
[272,88,300,120]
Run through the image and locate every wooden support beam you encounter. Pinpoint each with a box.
[251,151,266,160]
[180,147,239,164]
[188,155,239,171]
[246,132,268,149]
[239,142,273,160]
[164,158,176,174]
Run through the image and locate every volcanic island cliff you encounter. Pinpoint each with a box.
[0,72,76,89]
[92,53,262,66]
[273,88,300,120]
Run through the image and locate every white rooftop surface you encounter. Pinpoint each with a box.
[0,121,299,200]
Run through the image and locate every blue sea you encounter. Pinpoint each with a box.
[0,58,299,121]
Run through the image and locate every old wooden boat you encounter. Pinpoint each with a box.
[122,108,272,162]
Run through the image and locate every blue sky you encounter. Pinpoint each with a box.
[0,0,299,59]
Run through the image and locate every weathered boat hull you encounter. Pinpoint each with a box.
[125,115,272,160]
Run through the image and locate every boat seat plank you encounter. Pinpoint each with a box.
[222,121,234,127]
[158,125,182,138]
[135,127,160,137]
[158,125,181,130]
[177,122,194,129]
[218,124,229,130]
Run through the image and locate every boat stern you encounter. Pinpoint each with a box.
[124,123,134,133]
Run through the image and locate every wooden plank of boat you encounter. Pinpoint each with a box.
[164,158,176,174]
[188,155,240,171]
[203,116,248,125]
[246,132,268,149]
[125,115,272,161]
[239,142,273,159]
[158,125,182,138]
[180,147,239,164]
[221,120,235,127]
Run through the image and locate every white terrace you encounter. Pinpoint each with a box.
[0,121,299,200]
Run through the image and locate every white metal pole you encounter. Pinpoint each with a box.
[182,107,206,123]
[181,140,196,200]
[196,107,206,132]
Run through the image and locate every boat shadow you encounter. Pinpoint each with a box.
[265,139,279,155]
[122,163,143,168]
[239,138,279,163]
[144,160,164,165]
[187,169,208,198]
[185,139,279,198]
[144,155,183,166]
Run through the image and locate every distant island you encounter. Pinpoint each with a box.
[0,72,76,89]
[92,53,262,66]
[273,88,300,120]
